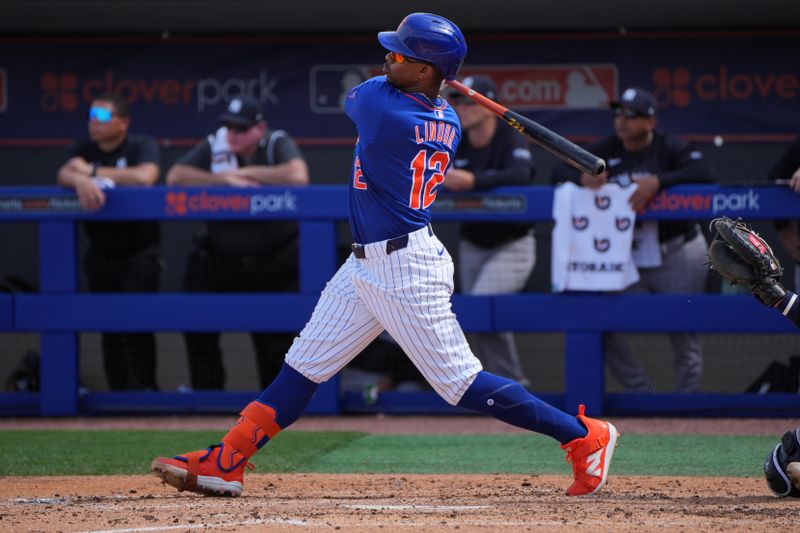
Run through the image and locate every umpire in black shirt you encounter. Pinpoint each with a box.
[553,87,716,392]
[57,93,161,391]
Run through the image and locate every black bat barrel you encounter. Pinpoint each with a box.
[504,109,606,176]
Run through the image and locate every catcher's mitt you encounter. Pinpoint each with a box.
[764,427,800,497]
[707,217,785,306]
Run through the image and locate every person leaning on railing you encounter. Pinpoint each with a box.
[166,95,309,390]
[442,75,536,387]
[56,92,162,391]
[551,87,717,393]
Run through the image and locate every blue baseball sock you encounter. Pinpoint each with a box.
[257,362,319,429]
[457,371,587,444]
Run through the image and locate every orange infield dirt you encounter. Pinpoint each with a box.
[2,416,800,532]
[2,474,799,532]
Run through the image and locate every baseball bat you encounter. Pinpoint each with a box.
[445,79,606,176]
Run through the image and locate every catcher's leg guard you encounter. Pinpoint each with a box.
[764,428,800,498]
[151,401,281,496]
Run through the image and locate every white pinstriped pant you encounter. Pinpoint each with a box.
[285,225,483,405]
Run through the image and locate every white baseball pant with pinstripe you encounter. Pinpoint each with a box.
[285,225,483,405]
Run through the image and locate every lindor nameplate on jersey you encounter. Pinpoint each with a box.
[551,182,639,292]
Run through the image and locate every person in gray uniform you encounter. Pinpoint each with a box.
[552,87,716,392]
[443,76,536,385]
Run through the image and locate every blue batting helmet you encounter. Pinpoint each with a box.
[378,13,467,80]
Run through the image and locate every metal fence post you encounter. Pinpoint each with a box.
[564,331,604,416]
[298,220,340,413]
[38,221,79,415]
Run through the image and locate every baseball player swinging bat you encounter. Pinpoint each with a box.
[151,12,619,500]
[445,79,606,176]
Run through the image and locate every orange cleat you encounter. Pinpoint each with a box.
[151,443,254,497]
[560,404,619,496]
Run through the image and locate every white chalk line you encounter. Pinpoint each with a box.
[13,495,138,505]
[11,497,490,513]
[13,497,72,504]
[340,504,490,511]
[73,518,308,533]
[73,517,749,533]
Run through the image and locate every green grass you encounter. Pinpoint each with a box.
[0,430,364,476]
[0,430,776,477]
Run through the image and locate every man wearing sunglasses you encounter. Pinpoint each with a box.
[552,86,716,393]
[443,75,536,387]
[57,93,161,391]
[166,96,309,390]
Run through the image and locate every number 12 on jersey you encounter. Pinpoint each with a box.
[351,150,450,209]
[409,150,450,209]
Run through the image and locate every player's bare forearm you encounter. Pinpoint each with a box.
[167,165,260,188]
[56,168,106,210]
[443,169,475,191]
[789,166,800,192]
[57,157,91,187]
[57,167,89,188]
[237,159,309,186]
[166,164,223,186]
[95,163,159,187]
[630,175,660,211]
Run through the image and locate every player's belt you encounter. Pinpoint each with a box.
[352,224,433,259]
[352,234,409,259]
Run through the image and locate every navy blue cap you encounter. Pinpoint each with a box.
[446,75,498,102]
[610,87,657,117]
[218,96,264,127]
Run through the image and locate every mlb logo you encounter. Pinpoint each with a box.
[309,65,376,114]
[0,68,7,112]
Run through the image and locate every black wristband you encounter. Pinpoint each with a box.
[90,162,99,177]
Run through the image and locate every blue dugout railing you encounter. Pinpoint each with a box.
[1,184,799,417]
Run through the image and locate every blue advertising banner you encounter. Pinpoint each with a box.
[0,31,798,145]
[0,184,795,221]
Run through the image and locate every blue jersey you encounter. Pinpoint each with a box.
[345,76,461,244]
